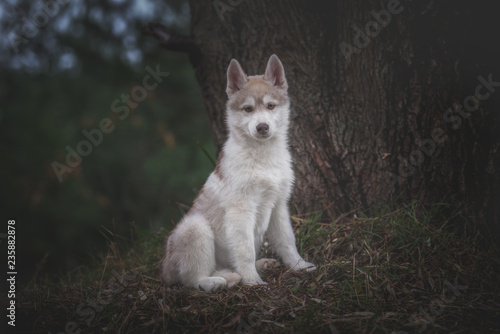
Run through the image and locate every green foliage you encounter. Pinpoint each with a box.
[0,43,214,279]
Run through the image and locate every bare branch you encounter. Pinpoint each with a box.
[142,23,200,61]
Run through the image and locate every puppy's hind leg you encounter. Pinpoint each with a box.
[175,214,227,292]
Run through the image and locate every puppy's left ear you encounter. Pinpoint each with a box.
[264,54,288,90]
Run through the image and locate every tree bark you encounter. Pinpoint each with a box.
[151,0,500,234]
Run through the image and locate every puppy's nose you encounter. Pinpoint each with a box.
[256,123,269,135]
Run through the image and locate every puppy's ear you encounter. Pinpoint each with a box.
[264,54,288,90]
[226,59,248,96]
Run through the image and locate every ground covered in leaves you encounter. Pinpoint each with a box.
[15,201,500,333]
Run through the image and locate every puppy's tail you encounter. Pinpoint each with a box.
[160,239,178,285]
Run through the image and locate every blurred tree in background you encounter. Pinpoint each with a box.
[0,0,213,280]
[144,0,500,248]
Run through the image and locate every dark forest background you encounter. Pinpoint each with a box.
[0,0,214,281]
[1,0,499,285]
[2,2,499,332]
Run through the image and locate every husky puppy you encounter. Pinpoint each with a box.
[160,54,316,292]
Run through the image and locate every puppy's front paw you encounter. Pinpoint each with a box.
[198,277,227,292]
[255,258,281,271]
[242,277,267,286]
[291,259,317,272]
[303,262,317,272]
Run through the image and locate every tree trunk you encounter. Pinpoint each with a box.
[152,0,500,234]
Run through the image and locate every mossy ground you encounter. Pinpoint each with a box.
[16,201,500,333]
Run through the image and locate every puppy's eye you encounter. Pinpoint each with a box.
[267,103,275,110]
[243,106,253,113]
